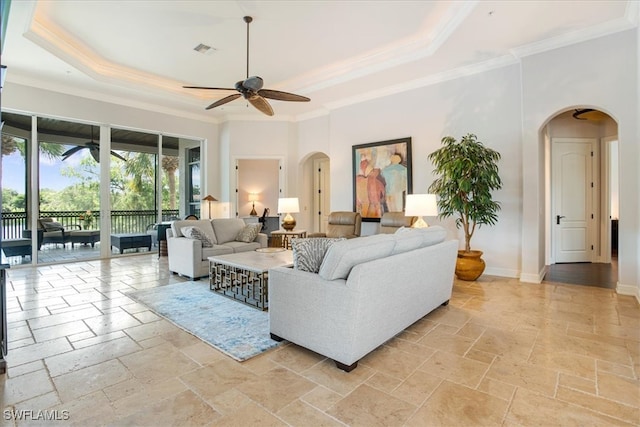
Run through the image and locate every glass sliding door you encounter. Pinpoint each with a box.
[160,136,180,220]
[1,112,32,265]
[2,110,204,264]
[185,143,201,218]
[36,117,101,263]
[110,127,159,255]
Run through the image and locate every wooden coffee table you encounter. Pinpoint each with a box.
[208,249,293,310]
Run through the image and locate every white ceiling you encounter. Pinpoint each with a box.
[3,1,637,122]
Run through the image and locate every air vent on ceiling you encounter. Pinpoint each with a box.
[193,43,216,55]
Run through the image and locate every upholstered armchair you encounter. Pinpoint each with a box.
[308,211,362,239]
[379,212,417,234]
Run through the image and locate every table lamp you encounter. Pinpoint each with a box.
[277,197,299,231]
[202,195,218,219]
[248,193,259,216]
[405,194,438,228]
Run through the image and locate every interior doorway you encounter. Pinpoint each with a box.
[543,108,618,288]
[234,158,283,218]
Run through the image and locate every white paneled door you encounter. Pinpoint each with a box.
[552,138,595,263]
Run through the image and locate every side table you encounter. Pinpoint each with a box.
[270,230,307,249]
[156,223,172,257]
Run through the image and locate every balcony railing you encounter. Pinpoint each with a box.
[1,210,180,240]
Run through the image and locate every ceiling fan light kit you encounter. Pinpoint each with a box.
[183,16,310,116]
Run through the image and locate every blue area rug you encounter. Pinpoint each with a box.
[127,281,281,361]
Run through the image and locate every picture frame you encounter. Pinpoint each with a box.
[352,137,412,222]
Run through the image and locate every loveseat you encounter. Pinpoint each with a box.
[166,218,267,280]
[269,226,457,371]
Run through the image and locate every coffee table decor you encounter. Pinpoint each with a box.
[128,281,281,361]
[256,247,285,253]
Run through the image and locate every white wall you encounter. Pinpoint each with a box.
[521,29,638,293]
[637,18,640,301]
[299,65,524,277]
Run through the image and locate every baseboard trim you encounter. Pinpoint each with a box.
[616,282,640,304]
[519,266,546,284]
[483,267,520,278]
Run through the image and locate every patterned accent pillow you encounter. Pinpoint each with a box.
[236,223,262,243]
[181,226,213,248]
[292,238,345,273]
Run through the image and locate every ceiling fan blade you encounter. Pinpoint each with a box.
[258,89,310,102]
[110,150,127,162]
[61,145,85,160]
[183,86,237,91]
[206,94,242,110]
[249,95,274,116]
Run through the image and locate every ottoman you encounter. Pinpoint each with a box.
[1,238,32,258]
[69,230,101,248]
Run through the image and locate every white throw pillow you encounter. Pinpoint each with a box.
[291,238,344,273]
[235,223,262,243]
[181,226,213,248]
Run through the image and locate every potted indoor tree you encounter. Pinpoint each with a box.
[428,133,502,281]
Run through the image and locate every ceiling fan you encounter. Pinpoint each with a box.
[61,126,127,163]
[572,108,607,121]
[183,16,310,116]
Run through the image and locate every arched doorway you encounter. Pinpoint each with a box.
[542,107,618,288]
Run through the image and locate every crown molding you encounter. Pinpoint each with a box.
[6,75,219,125]
[325,55,519,112]
[290,1,477,95]
[295,108,331,123]
[625,0,639,25]
[24,3,209,103]
[510,16,636,59]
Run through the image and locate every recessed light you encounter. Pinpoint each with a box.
[193,43,216,55]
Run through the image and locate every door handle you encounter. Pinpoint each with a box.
[556,215,565,225]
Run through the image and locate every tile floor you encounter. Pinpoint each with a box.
[1,254,638,426]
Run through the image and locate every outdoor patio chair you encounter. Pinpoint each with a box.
[38,218,81,247]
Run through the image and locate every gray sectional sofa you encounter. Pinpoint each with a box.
[269,226,458,371]
[166,218,267,280]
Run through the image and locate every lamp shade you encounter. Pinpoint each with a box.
[277,197,299,214]
[248,193,259,202]
[405,194,438,217]
[202,195,218,202]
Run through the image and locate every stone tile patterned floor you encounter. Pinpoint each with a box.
[1,254,638,426]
